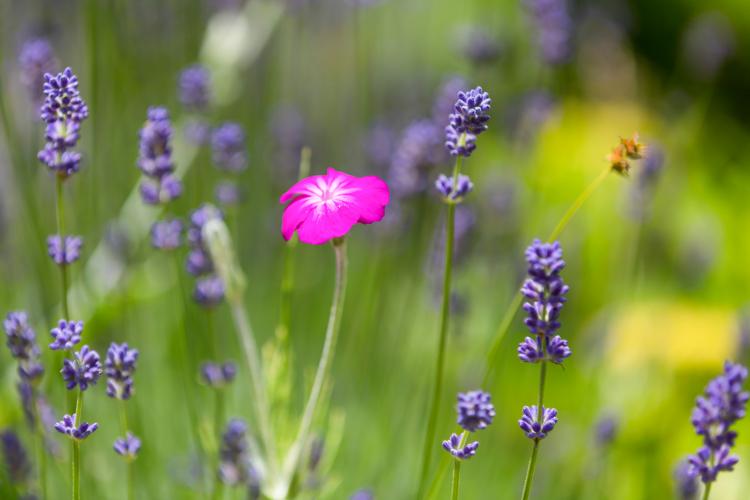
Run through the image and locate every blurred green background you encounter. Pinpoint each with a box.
[1,0,750,498]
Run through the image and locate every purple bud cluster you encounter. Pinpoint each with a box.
[105,343,139,400]
[442,390,495,461]
[3,311,44,381]
[18,38,58,103]
[388,120,443,198]
[201,361,237,388]
[519,405,558,439]
[523,0,573,65]
[211,123,248,209]
[435,174,473,202]
[37,67,88,178]
[444,87,491,158]
[219,419,257,487]
[47,235,82,266]
[686,361,748,484]
[49,319,83,351]
[178,65,211,112]
[114,432,141,460]
[54,414,98,440]
[186,204,225,307]
[61,345,102,391]
[517,240,571,364]
[0,430,32,484]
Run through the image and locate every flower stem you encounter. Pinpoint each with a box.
[702,481,712,500]
[211,389,225,500]
[417,154,463,497]
[72,389,83,500]
[56,176,71,319]
[35,399,48,500]
[119,400,134,500]
[483,168,611,385]
[281,238,348,491]
[520,361,547,500]
[450,460,462,500]
[229,296,277,471]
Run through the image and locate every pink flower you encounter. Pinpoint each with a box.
[280,168,390,245]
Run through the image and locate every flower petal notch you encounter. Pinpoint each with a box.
[279,168,390,245]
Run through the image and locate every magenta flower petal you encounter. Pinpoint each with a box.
[279,168,390,245]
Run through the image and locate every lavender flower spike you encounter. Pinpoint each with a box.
[105,342,139,400]
[18,38,58,103]
[137,107,181,205]
[686,361,748,485]
[61,345,102,391]
[519,405,558,440]
[178,64,211,112]
[435,174,473,202]
[114,432,141,460]
[150,219,183,250]
[212,123,248,172]
[442,432,479,460]
[0,430,32,484]
[457,390,496,432]
[444,86,491,158]
[49,319,83,351]
[219,419,254,486]
[4,311,44,380]
[54,414,98,440]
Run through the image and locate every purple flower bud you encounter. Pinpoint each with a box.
[215,181,243,206]
[521,240,569,337]
[4,312,44,382]
[688,445,739,483]
[105,342,139,400]
[435,174,473,201]
[441,432,479,460]
[178,65,211,112]
[137,107,175,192]
[38,144,82,177]
[114,432,141,459]
[200,361,237,388]
[674,460,699,499]
[456,390,496,432]
[18,38,58,103]
[212,123,248,172]
[519,405,558,440]
[54,414,98,440]
[61,345,102,391]
[518,336,544,363]
[47,235,82,266]
[547,335,572,364]
[194,276,225,307]
[49,319,83,351]
[186,248,213,276]
[150,219,183,250]
[523,0,573,65]
[446,86,492,142]
[40,67,89,124]
[140,175,182,205]
[0,430,32,484]
[219,419,254,486]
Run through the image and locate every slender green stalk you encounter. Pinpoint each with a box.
[520,361,547,500]
[417,154,463,497]
[280,239,348,492]
[229,297,277,471]
[450,460,461,500]
[702,481,712,500]
[56,176,71,319]
[119,401,134,500]
[483,168,612,385]
[35,398,48,500]
[72,389,83,500]
[211,389,225,500]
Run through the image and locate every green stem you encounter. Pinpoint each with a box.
[450,460,461,500]
[35,397,48,500]
[483,168,611,385]
[119,401,133,500]
[702,481,712,500]
[418,154,463,497]
[56,176,71,320]
[280,238,348,492]
[72,389,83,500]
[229,297,277,472]
[520,361,547,500]
[211,390,225,500]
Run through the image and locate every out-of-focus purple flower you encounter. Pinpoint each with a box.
[432,76,468,127]
[18,38,58,103]
[686,361,748,484]
[457,390,496,432]
[523,0,573,65]
[178,64,211,112]
[61,345,102,391]
[188,204,224,246]
[4,311,44,380]
[137,107,182,206]
[308,436,324,472]
[365,121,397,171]
[201,361,237,388]
[682,12,735,81]
[0,430,31,484]
[219,419,254,486]
[270,105,308,175]
[105,342,138,400]
[212,123,248,172]
[194,276,225,307]
[18,381,36,428]
[442,432,479,460]
[594,414,618,447]
[54,414,98,440]
[49,319,83,351]
[435,174,473,201]
[519,405,558,440]
[186,248,213,276]
[350,489,375,500]
[215,181,243,206]
[674,460,699,500]
[47,235,82,265]
[114,432,141,460]
[37,67,88,178]
[460,28,503,65]
[150,219,183,250]
[185,119,212,146]
[389,120,443,197]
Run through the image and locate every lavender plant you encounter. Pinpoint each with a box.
[684,361,748,499]
[518,240,571,500]
[440,390,495,499]
[418,86,491,497]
